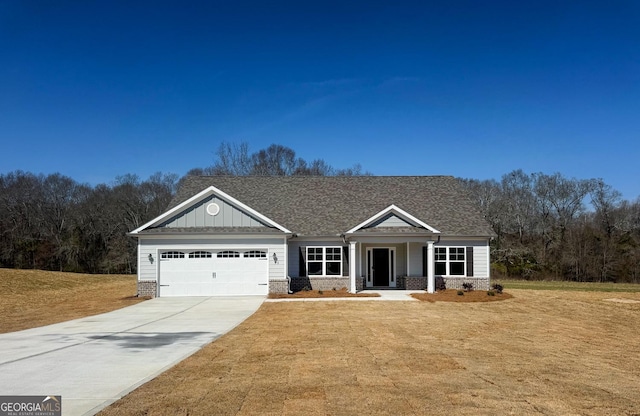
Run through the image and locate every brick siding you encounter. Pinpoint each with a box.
[138,280,157,298]
[442,277,490,291]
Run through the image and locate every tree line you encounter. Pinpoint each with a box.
[1,142,638,281]
[0,143,368,274]
[462,170,640,283]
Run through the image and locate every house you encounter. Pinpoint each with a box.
[129,176,495,297]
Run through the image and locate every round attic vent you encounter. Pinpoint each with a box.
[206,203,220,216]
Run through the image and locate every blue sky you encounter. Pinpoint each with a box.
[1,1,639,199]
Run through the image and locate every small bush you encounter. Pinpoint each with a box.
[318,290,323,295]
[435,276,446,291]
[491,283,503,294]
[457,290,464,296]
[487,291,495,296]
[332,287,337,291]
[302,285,311,292]
[462,282,474,292]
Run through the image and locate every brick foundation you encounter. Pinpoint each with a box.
[404,276,427,290]
[269,279,290,294]
[138,280,157,298]
[288,276,350,292]
[442,277,490,291]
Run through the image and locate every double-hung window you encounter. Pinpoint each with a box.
[434,247,465,276]
[307,246,342,276]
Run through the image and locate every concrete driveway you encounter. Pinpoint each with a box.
[0,296,264,416]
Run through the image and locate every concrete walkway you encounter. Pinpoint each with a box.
[265,290,424,302]
[0,296,264,416]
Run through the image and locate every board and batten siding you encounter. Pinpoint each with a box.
[138,237,285,282]
[160,196,266,228]
[369,214,412,228]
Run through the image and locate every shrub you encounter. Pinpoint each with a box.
[487,291,495,296]
[302,285,311,292]
[435,276,446,291]
[462,282,474,292]
[457,290,464,296]
[318,290,323,295]
[491,283,503,294]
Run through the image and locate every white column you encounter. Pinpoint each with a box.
[406,242,410,277]
[349,241,357,293]
[427,240,435,293]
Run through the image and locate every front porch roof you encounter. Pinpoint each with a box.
[344,204,440,235]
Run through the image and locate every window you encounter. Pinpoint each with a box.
[217,250,240,258]
[449,247,465,275]
[244,250,267,258]
[307,246,342,276]
[189,251,212,258]
[161,251,185,259]
[434,247,465,276]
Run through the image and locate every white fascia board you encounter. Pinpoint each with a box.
[129,185,292,235]
[345,204,441,234]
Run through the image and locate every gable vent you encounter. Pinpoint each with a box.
[206,203,220,216]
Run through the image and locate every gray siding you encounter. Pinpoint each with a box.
[408,242,424,277]
[369,214,412,228]
[160,196,266,228]
[138,237,285,282]
[287,239,345,278]
[435,238,490,278]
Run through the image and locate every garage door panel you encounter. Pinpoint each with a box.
[159,250,268,296]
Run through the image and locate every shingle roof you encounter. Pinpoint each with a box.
[168,176,495,237]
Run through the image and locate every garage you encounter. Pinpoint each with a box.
[158,249,269,297]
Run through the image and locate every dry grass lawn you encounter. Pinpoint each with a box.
[0,268,143,333]
[101,289,640,415]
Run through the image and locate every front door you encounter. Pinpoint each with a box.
[367,248,396,288]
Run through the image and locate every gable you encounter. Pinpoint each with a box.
[367,214,414,229]
[346,204,440,235]
[129,185,291,235]
[159,195,268,228]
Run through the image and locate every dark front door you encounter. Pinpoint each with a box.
[372,248,390,286]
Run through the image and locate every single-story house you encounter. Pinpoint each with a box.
[129,176,495,297]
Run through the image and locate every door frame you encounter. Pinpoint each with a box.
[365,247,396,288]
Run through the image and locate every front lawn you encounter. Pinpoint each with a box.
[101,289,640,415]
[497,279,640,292]
[0,268,143,333]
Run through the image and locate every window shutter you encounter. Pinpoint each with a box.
[466,246,474,277]
[299,247,307,277]
[422,246,428,277]
[342,246,349,276]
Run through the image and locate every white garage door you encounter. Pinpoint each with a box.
[158,249,269,296]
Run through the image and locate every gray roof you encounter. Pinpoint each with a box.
[167,176,495,237]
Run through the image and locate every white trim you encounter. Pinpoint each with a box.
[306,246,343,277]
[130,186,292,235]
[427,241,435,293]
[349,241,357,293]
[406,241,410,277]
[345,204,440,234]
[365,247,396,288]
[434,246,466,277]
